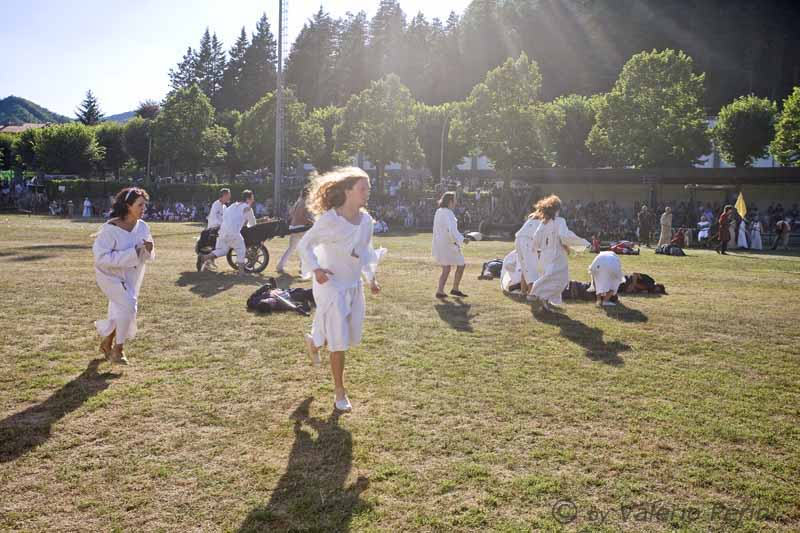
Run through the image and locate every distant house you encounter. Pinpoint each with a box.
[0,123,49,134]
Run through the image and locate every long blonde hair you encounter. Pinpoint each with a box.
[307,167,370,215]
[532,194,562,221]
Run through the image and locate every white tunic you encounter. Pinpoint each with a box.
[588,251,625,295]
[82,199,92,218]
[93,220,155,344]
[657,212,672,247]
[530,217,589,305]
[728,225,738,249]
[515,217,541,287]
[432,208,465,266]
[220,201,256,238]
[500,250,522,293]
[750,221,763,250]
[207,199,226,229]
[298,209,386,352]
[737,220,749,249]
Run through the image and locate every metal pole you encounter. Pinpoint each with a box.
[439,112,450,183]
[274,0,286,217]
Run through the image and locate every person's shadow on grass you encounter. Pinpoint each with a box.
[434,299,475,332]
[602,301,648,323]
[533,307,628,366]
[238,398,369,532]
[0,359,120,463]
[176,271,264,298]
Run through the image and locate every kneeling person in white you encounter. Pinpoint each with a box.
[93,187,155,365]
[298,168,385,413]
[201,189,256,274]
[588,251,625,307]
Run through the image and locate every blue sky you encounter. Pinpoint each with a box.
[1,0,471,117]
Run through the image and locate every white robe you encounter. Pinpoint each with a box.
[82,200,92,218]
[737,220,749,249]
[657,212,672,247]
[728,225,738,249]
[500,250,522,293]
[207,199,226,229]
[93,220,155,344]
[588,251,625,295]
[514,218,541,290]
[432,208,465,266]
[750,222,763,250]
[530,217,589,305]
[298,209,386,352]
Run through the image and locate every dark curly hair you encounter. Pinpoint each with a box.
[110,187,150,219]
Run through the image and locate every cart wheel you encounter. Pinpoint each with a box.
[228,245,269,273]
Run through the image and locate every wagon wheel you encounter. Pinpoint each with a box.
[227,244,269,273]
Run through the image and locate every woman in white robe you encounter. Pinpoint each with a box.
[500,250,522,293]
[657,207,673,247]
[432,192,468,298]
[298,168,385,413]
[514,215,541,297]
[750,220,763,250]
[737,218,750,249]
[529,195,590,310]
[588,251,625,307]
[82,198,93,218]
[93,188,155,365]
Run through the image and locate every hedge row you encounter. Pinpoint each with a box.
[45,180,281,203]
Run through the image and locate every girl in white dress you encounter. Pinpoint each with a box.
[432,192,468,298]
[298,168,385,413]
[657,206,673,247]
[737,217,750,249]
[529,195,590,311]
[93,188,155,365]
[588,251,625,307]
[750,220,763,250]
[515,211,542,298]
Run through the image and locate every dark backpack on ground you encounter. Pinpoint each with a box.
[246,278,315,314]
[478,258,504,279]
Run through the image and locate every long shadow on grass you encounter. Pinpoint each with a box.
[176,271,264,298]
[434,299,474,332]
[533,308,628,366]
[0,359,121,463]
[239,398,369,532]
[602,302,648,323]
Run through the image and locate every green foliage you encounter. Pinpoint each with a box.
[547,94,600,168]
[587,49,710,168]
[75,90,104,126]
[152,85,216,174]
[15,127,42,170]
[308,105,349,173]
[199,124,231,171]
[460,53,555,178]
[285,7,338,110]
[0,133,16,170]
[94,122,128,178]
[135,100,161,120]
[712,95,776,167]
[415,102,469,180]
[770,87,800,166]
[336,74,422,189]
[36,123,103,174]
[0,96,72,125]
[235,90,320,172]
[123,117,152,170]
[238,13,278,111]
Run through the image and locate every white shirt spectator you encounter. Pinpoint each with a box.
[207,199,226,229]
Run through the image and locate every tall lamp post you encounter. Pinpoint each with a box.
[274,0,287,217]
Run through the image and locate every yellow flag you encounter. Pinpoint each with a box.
[735,191,747,219]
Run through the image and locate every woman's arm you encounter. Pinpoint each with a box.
[93,228,140,269]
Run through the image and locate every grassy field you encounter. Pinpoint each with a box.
[0,214,798,532]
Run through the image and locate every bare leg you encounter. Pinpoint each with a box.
[110,343,129,365]
[100,329,115,356]
[437,266,451,294]
[452,265,465,291]
[330,351,346,401]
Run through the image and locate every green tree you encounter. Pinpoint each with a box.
[235,90,321,172]
[460,53,556,183]
[331,11,370,106]
[308,105,349,173]
[240,13,278,111]
[587,49,710,168]
[368,1,407,82]
[169,46,198,92]
[36,123,104,175]
[548,94,600,168]
[336,74,422,193]
[200,125,231,174]
[123,117,152,171]
[219,27,250,111]
[770,86,800,166]
[153,85,216,174]
[415,102,469,180]
[0,133,15,170]
[75,90,104,125]
[712,94,777,167]
[95,122,128,179]
[135,100,161,120]
[15,127,43,170]
[286,7,338,109]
